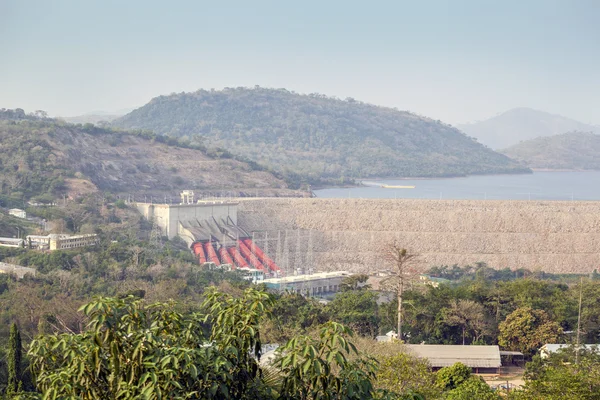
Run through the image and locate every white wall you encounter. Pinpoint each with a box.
[135,202,238,239]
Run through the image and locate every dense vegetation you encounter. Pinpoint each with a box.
[501,131,600,170]
[0,109,293,204]
[2,218,600,399]
[113,87,530,184]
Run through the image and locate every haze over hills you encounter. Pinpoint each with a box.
[0,109,295,207]
[458,107,600,150]
[59,108,134,124]
[113,87,530,184]
[501,131,600,170]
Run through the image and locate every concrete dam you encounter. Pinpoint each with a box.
[135,194,600,275]
[236,198,600,274]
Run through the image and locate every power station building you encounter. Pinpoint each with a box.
[134,192,282,277]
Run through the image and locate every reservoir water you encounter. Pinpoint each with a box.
[314,171,600,201]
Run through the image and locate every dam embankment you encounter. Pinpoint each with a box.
[237,198,600,274]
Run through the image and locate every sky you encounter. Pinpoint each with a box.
[1,0,599,125]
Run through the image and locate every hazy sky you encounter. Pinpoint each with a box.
[1,0,599,124]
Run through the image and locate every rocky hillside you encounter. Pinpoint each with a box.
[501,131,600,170]
[113,87,529,183]
[0,110,296,207]
[458,107,599,150]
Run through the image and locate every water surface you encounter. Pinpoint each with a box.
[314,171,600,201]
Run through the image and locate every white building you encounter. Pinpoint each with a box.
[540,344,599,359]
[242,268,265,284]
[262,271,352,297]
[8,208,26,219]
[0,262,35,279]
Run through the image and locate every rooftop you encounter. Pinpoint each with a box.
[541,344,599,353]
[404,344,501,368]
[263,271,351,284]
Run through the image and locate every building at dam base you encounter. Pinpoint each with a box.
[134,197,282,276]
[135,200,238,241]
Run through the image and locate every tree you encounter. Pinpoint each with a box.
[275,322,380,400]
[436,363,499,400]
[443,299,489,345]
[7,322,23,394]
[435,362,472,391]
[340,274,370,291]
[382,243,418,341]
[445,376,499,400]
[28,288,273,399]
[329,289,380,337]
[498,307,563,356]
[514,348,600,400]
[376,352,440,399]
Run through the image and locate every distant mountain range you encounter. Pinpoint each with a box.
[501,131,600,170]
[112,87,529,183]
[59,108,134,125]
[458,107,600,150]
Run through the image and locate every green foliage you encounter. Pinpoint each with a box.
[113,87,530,183]
[7,323,22,395]
[267,293,330,342]
[444,376,499,400]
[498,307,563,356]
[329,289,380,337]
[275,322,380,400]
[376,353,440,399]
[435,363,472,391]
[513,348,600,399]
[340,274,370,291]
[435,363,499,400]
[27,288,272,399]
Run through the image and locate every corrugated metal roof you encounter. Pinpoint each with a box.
[405,344,501,368]
[500,351,524,356]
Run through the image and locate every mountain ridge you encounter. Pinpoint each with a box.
[458,107,600,150]
[0,109,297,207]
[113,87,530,183]
[500,131,600,170]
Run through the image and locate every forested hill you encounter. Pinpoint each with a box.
[0,109,294,207]
[113,87,530,182]
[501,131,600,170]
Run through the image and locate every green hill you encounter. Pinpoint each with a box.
[0,109,295,207]
[501,131,600,170]
[113,87,530,183]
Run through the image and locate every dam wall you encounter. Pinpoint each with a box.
[237,199,600,274]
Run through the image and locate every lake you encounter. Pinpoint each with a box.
[314,171,600,201]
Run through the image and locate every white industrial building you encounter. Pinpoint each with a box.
[8,208,26,219]
[262,271,352,297]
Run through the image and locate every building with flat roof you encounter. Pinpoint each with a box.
[404,344,502,374]
[8,208,26,219]
[135,200,238,240]
[0,262,35,279]
[0,237,24,248]
[49,234,99,250]
[540,344,599,359]
[262,271,352,297]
